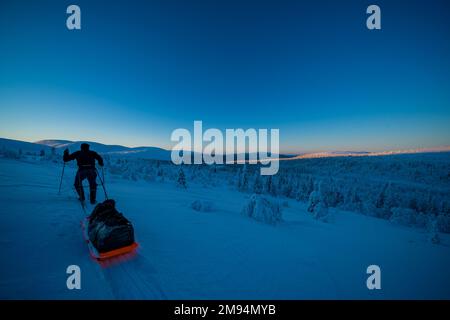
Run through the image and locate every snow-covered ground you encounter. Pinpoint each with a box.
[1,157,450,299]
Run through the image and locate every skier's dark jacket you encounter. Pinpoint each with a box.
[63,143,104,169]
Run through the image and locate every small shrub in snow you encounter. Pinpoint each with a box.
[428,220,441,245]
[436,213,450,233]
[191,200,214,212]
[241,194,282,225]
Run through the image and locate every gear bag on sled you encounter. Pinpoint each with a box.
[87,199,135,254]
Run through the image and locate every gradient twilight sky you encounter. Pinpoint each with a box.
[0,0,449,153]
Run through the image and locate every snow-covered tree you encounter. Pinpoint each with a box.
[307,189,321,213]
[296,176,314,201]
[311,201,331,222]
[177,167,187,188]
[253,173,263,194]
[238,165,249,192]
[263,175,279,197]
[344,186,363,212]
[307,185,332,222]
[436,213,450,233]
[324,178,344,208]
[389,207,429,228]
[389,207,418,227]
[428,219,441,244]
[375,182,396,218]
[241,194,282,225]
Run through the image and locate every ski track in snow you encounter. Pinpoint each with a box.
[100,254,167,299]
[64,181,168,300]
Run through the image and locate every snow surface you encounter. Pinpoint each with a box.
[1,157,450,299]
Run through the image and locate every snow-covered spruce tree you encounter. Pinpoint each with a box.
[276,174,286,196]
[307,189,321,213]
[436,213,450,233]
[296,175,314,202]
[375,182,396,219]
[426,192,439,216]
[280,175,294,198]
[312,201,331,222]
[389,207,418,227]
[344,186,363,212]
[241,194,282,225]
[428,219,441,244]
[142,165,156,182]
[177,167,187,188]
[310,178,343,209]
[157,167,165,182]
[307,181,332,222]
[441,199,450,215]
[375,182,388,209]
[264,175,278,197]
[253,173,263,194]
[238,164,249,192]
[235,166,242,189]
[264,175,272,194]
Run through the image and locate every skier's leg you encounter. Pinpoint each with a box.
[87,169,98,204]
[74,170,85,201]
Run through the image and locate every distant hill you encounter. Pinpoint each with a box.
[0,138,53,154]
[34,140,74,148]
[0,138,171,161]
[2,137,449,162]
[288,147,450,160]
[35,139,171,161]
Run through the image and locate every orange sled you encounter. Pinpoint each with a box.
[81,218,138,261]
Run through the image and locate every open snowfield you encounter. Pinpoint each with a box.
[0,157,450,299]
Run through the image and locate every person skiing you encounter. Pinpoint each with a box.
[63,143,104,204]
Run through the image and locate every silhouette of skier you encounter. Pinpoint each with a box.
[63,143,104,204]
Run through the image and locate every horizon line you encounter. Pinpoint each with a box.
[1,136,450,157]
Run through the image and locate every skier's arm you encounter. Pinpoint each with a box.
[94,152,104,167]
[63,150,78,162]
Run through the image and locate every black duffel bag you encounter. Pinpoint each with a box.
[88,199,135,253]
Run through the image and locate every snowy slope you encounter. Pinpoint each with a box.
[0,157,449,299]
[36,139,172,161]
[290,147,450,160]
[0,138,53,155]
[33,140,74,148]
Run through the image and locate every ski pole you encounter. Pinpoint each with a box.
[58,162,66,195]
[96,167,108,200]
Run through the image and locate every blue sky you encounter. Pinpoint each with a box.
[0,0,449,153]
